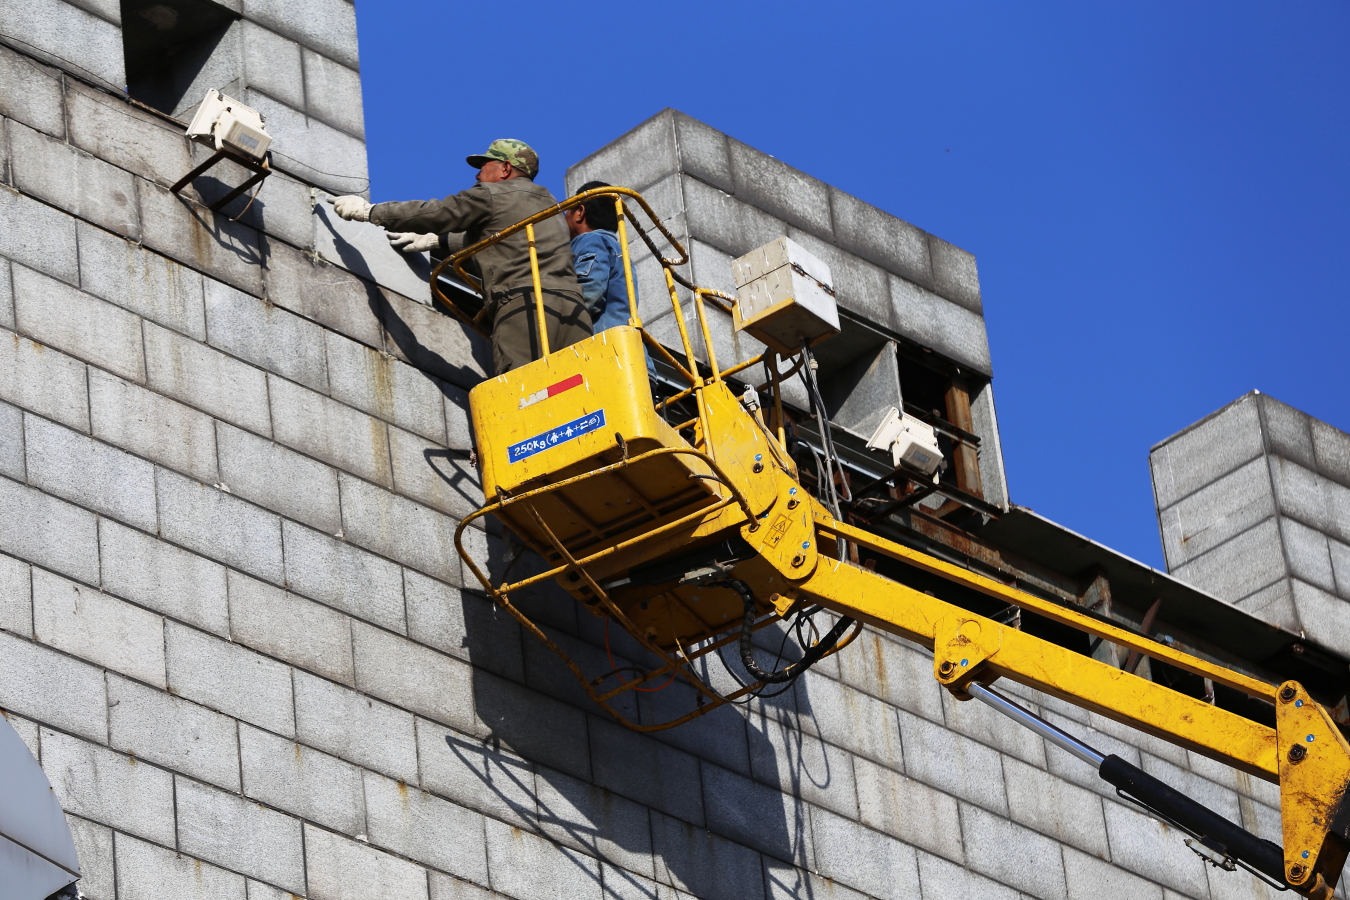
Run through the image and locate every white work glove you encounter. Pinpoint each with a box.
[387,232,440,254]
[328,195,372,222]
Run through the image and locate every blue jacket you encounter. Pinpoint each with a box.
[571,230,655,376]
[571,230,635,331]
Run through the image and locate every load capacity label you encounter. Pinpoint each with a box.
[508,410,607,463]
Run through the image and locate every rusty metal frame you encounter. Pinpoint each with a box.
[170,144,272,212]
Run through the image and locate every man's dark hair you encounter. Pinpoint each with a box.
[576,180,620,232]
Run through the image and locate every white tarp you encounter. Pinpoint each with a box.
[0,715,79,899]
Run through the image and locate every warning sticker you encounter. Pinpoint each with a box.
[519,373,584,410]
[765,514,792,548]
[507,409,606,464]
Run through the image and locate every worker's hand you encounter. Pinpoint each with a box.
[328,195,372,222]
[388,232,440,254]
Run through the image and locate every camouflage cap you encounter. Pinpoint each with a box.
[466,139,539,178]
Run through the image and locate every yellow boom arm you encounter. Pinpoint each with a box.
[439,191,1350,899]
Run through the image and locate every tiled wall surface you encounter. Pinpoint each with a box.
[1152,391,1350,659]
[565,110,1009,509]
[0,0,368,195]
[0,4,1298,899]
[565,111,990,379]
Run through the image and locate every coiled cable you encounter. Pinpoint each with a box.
[716,579,854,685]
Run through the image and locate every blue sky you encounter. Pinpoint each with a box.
[354,1,1349,569]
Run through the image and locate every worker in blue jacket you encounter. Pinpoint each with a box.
[564,181,657,378]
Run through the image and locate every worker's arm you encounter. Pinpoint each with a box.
[570,232,613,317]
[370,181,494,235]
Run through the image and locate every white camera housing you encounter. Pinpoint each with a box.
[866,407,944,480]
[186,89,271,159]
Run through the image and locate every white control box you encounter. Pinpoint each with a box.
[866,407,944,480]
[185,90,272,159]
[731,237,841,355]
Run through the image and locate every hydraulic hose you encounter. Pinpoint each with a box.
[717,579,854,684]
[969,682,1291,890]
[1098,754,1287,887]
[799,340,845,517]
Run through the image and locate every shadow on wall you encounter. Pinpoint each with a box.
[175,184,266,267]
[445,534,836,899]
[302,202,835,897]
[312,203,493,388]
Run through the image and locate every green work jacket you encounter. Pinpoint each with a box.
[370,178,578,310]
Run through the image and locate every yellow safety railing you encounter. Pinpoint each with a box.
[426,186,783,456]
[450,442,859,731]
[430,189,1350,897]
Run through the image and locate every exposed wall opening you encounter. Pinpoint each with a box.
[894,347,988,508]
[121,0,241,118]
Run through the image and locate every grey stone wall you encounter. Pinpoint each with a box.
[0,0,368,196]
[565,110,990,380]
[565,111,1008,509]
[0,9,1298,900]
[1152,390,1350,658]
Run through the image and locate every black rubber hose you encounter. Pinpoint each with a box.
[717,579,854,684]
[1098,754,1287,886]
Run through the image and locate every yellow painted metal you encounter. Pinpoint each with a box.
[661,267,715,460]
[817,513,1278,703]
[524,222,549,356]
[654,354,767,413]
[693,289,721,382]
[472,326,661,496]
[695,288,736,315]
[1276,682,1350,896]
[464,328,784,604]
[445,183,1350,897]
[697,378,780,520]
[663,268,699,379]
[615,199,641,328]
[431,185,689,301]
[796,552,1278,777]
[770,352,787,448]
[426,185,688,340]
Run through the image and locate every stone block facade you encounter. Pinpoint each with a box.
[0,3,1300,899]
[1152,390,1350,659]
[566,110,1008,509]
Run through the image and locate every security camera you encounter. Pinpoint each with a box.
[185,89,271,160]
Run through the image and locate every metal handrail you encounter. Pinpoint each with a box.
[428,186,686,330]
[426,186,741,387]
[426,185,788,465]
[434,187,811,731]
[454,445,757,596]
[452,442,778,731]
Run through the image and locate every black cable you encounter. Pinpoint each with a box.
[805,442,828,500]
[794,609,822,650]
[798,348,841,517]
[717,579,853,684]
[797,340,857,564]
[803,345,850,503]
[712,607,801,701]
[797,336,855,567]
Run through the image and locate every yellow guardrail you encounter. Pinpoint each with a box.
[427,186,786,460]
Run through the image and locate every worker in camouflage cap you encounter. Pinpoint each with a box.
[327,138,589,375]
[466,139,539,179]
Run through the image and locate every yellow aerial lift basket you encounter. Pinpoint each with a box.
[470,326,723,579]
[431,187,1350,897]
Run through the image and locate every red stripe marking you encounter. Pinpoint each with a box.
[547,374,584,397]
